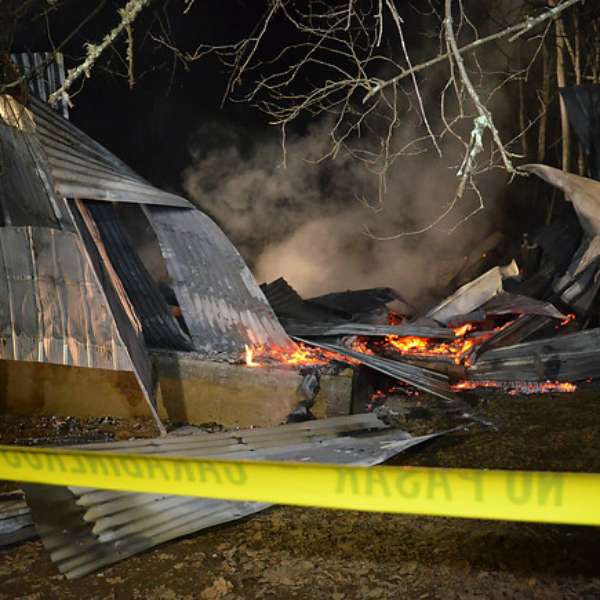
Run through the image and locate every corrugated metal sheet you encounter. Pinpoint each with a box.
[282,321,455,339]
[307,287,402,319]
[295,338,460,403]
[146,207,293,355]
[84,202,193,352]
[0,225,131,369]
[71,200,164,431]
[11,52,69,119]
[260,277,307,317]
[24,414,442,579]
[28,97,193,209]
[0,94,163,429]
[261,278,453,339]
[469,328,600,382]
[24,95,291,355]
[0,492,36,546]
[0,96,71,228]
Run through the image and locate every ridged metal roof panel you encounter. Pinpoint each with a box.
[24,415,441,578]
[29,97,193,209]
[147,207,293,355]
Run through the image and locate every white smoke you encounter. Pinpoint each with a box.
[182,113,505,306]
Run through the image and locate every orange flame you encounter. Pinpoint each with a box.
[560,313,576,327]
[453,323,475,337]
[243,342,340,368]
[381,334,477,365]
[244,344,260,367]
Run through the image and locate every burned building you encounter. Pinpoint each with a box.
[0,65,305,432]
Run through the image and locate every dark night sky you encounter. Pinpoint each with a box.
[15,0,280,192]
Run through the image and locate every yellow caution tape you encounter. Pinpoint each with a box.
[0,444,599,526]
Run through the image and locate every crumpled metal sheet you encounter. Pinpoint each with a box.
[523,164,600,238]
[0,225,131,369]
[468,328,600,382]
[260,278,450,339]
[307,287,406,320]
[28,97,193,209]
[447,292,566,327]
[295,338,460,403]
[0,492,36,547]
[146,207,293,355]
[260,277,307,318]
[425,261,520,325]
[282,320,455,339]
[24,414,442,579]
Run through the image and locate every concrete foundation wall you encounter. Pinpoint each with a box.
[0,357,352,427]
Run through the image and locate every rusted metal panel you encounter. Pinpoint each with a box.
[28,97,193,209]
[146,207,293,355]
[23,415,442,578]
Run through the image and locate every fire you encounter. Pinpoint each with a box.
[347,319,512,366]
[349,337,375,355]
[381,333,477,365]
[453,323,475,337]
[559,313,576,327]
[243,342,339,368]
[452,380,577,394]
[244,344,260,367]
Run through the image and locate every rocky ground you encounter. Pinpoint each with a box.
[0,390,599,599]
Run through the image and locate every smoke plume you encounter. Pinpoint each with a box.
[182,113,506,306]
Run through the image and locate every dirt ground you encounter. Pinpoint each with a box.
[1,391,600,599]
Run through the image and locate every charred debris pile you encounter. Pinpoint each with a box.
[256,164,600,414]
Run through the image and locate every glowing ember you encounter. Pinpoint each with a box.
[559,313,576,327]
[453,323,475,337]
[242,342,340,368]
[349,337,375,355]
[452,380,577,394]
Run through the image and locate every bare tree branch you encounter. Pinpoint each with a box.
[362,0,585,104]
[48,0,152,107]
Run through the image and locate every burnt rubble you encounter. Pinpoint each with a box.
[262,163,600,407]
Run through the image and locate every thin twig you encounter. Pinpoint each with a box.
[362,0,584,103]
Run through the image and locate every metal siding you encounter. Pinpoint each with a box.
[11,52,70,119]
[69,202,161,424]
[83,202,193,352]
[0,107,60,228]
[146,206,293,355]
[0,226,131,369]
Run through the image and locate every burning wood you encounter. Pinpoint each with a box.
[243,342,344,368]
